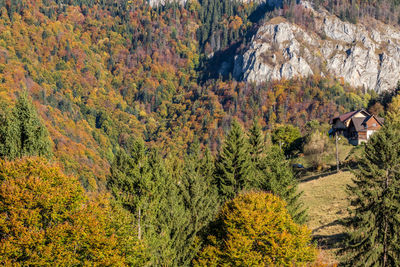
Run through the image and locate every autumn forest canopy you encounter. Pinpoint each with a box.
[2,0,400,265]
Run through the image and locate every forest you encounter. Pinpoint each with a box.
[1,0,400,265]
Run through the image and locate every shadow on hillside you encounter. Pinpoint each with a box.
[298,161,360,183]
[199,2,281,82]
[313,232,347,249]
[312,219,348,249]
[313,219,344,233]
[299,170,338,183]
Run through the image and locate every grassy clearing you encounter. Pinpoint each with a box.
[299,171,355,265]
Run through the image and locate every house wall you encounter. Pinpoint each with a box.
[358,131,367,141]
[367,130,376,139]
[366,117,382,131]
[354,112,366,118]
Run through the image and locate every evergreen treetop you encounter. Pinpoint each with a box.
[341,122,400,266]
[258,145,307,224]
[0,93,51,160]
[214,119,252,202]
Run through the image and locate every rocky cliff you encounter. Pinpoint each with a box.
[148,0,187,7]
[233,1,400,92]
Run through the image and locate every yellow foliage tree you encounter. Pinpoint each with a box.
[386,94,400,124]
[194,191,317,266]
[0,157,147,266]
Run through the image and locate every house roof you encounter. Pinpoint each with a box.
[350,115,384,132]
[330,109,369,124]
[376,116,385,125]
[351,117,367,132]
[336,110,359,122]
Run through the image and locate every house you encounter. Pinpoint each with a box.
[330,109,384,145]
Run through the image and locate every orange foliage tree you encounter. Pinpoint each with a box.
[0,157,147,266]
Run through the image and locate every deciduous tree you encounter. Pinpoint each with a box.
[194,191,317,266]
[0,157,145,266]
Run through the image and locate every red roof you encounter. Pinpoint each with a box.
[331,110,359,124]
[331,109,372,124]
[337,110,359,122]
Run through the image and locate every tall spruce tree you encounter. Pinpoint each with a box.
[174,145,219,266]
[247,119,265,186]
[13,93,51,158]
[214,120,252,202]
[258,145,307,224]
[341,122,400,266]
[0,94,51,159]
[107,139,153,240]
[108,140,189,266]
[147,150,189,266]
[0,103,19,159]
[246,120,306,223]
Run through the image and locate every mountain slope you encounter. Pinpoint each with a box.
[233,1,400,92]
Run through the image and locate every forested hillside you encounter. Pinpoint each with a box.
[0,0,376,187]
[2,0,400,265]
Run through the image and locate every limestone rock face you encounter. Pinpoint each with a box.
[148,0,187,7]
[233,1,400,92]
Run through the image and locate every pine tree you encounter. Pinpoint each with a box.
[248,119,265,164]
[174,146,219,266]
[108,141,189,266]
[0,94,51,160]
[341,122,400,266]
[13,93,51,158]
[107,139,153,240]
[147,150,189,266]
[214,120,252,202]
[259,145,307,224]
[0,103,19,159]
[247,119,265,187]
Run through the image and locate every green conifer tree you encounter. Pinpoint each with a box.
[147,150,188,266]
[0,103,19,159]
[13,93,51,158]
[108,141,189,266]
[247,119,265,186]
[175,145,219,266]
[214,120,252,202]
[0,94,51,159]
[341,122,400,266]
[107,139,153,241]
[258,146,307,224]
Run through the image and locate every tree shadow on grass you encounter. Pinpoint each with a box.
[299,170,338,183]
[312,219,348,250]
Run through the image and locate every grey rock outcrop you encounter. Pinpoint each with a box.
[233,1,400,92]
[148,0,187,7]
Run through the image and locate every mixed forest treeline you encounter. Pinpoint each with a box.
[4,86,400,265]
[0,0,379,187]
[0,93,317,265]
[2,0,400,265]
